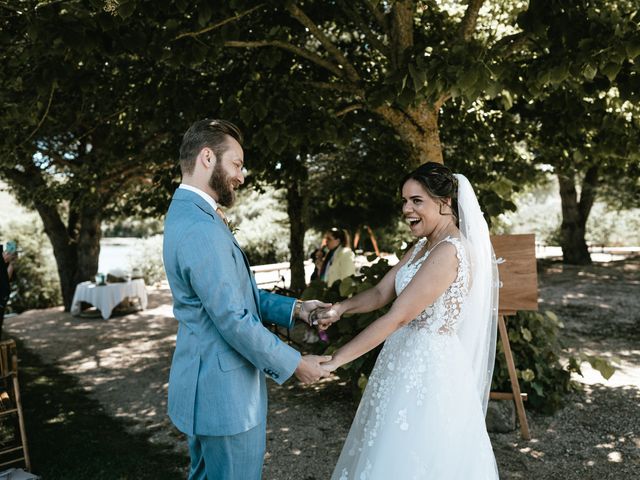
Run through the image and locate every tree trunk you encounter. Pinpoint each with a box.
[286,178,308,294]
[76,204,102,286]
[557,167,599,265]
[35,200,103,310]
[35,202,77,311]
[375,100,444,166]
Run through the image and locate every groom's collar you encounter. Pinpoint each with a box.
[178,184,218,212]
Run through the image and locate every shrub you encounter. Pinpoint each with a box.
[102,217,163,238]
[227,187,290,265]
[127,235,166,285]
[3,221,62,312]
[492,310,576,413]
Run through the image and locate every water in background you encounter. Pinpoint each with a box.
[98,237,150,274]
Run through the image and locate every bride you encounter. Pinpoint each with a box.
[319,162,500,479]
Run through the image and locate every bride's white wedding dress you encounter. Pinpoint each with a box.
[331,236,499,479]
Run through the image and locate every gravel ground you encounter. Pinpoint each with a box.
[5,255,639,479]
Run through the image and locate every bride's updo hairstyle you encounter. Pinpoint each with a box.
[400,162,459,225]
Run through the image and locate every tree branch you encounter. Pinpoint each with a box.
[490,32,532,59]
[361,0,388,34]
[578,165,599,221]
[71,107,128,146]
[389,0,413,69]
[434,92,451,111]
[338,0,390,58]
[336,103,364,116]
[224,39,345,78]
[305,81,365,96]
[99,166,147,192]
[40,146,76,170]
[459,0,485,41]
[21,82,56,145]
[173,4,265,41]
[286,2,361,83]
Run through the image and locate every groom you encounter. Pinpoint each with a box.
[163,119,331,479]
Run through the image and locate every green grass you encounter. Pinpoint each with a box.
[10,338,189,479]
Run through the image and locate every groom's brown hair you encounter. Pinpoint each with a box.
[179,119,243,175]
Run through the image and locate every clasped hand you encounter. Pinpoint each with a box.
[309,305,341,331]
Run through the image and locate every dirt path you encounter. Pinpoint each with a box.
[5,256,639,479]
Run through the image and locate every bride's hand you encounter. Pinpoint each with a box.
[320,355,342,373]
[314,303,342,330]
[321,361,338,373]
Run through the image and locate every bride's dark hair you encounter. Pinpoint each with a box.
[400,162,459,224]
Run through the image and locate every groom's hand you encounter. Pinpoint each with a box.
[313,306,341,331]
[297,300,331,325]
[294,355,332,384]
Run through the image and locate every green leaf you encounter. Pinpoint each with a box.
[459,67,479,92]
[521,369,535,382]
[582,63,598,81]
[549,64,569,84]
[117,1,135,19]
[339,277,356,297]
[530,382,544,396]
[500,90,513,110]
[625,40,640,59]
[198,4,213,26]
[521,327,533,342]
[545,311,559,324]
[485,81,502,98]
[357,373,368,392]
[408,63,427,93]
[587,356,616,380]
[601,62,621,82]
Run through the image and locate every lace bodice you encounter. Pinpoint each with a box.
[394,236,470,335]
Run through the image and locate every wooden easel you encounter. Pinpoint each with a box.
[353,225,380,257]
[489,234,538,440]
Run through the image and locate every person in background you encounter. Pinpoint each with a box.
[320,227,356,287]
[309,247,325,282]
[301,228,356,344]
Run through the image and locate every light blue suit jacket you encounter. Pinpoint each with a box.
[163,188,301,436]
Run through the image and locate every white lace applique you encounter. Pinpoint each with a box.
[395,236,470,335]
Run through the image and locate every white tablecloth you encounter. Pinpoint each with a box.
[70,279,148,320]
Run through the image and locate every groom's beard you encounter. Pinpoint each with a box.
[209,162,236,207]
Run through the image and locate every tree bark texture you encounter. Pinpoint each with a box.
[286,178,308,294]
[557,167,599,265]
[375,101,444,166]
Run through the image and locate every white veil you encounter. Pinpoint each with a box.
[454,174,499,415]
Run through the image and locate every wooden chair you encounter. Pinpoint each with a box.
[0,339,31,471]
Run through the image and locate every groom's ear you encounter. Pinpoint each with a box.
[198,147,216,168]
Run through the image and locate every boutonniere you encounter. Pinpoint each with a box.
[227,219,239,235]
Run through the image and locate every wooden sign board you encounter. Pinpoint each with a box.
[490,234,538,315]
